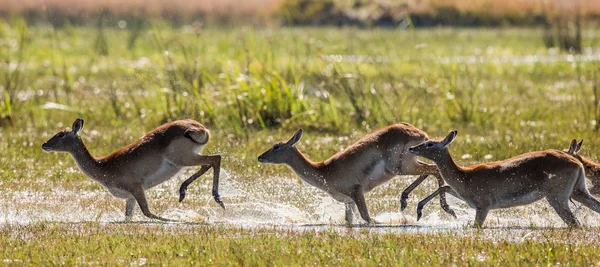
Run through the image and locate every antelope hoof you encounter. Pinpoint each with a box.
[179,186,187,203]
[442,205,457,218]
[213,194,225,209]
[400,196,408,211]
[416,206,424,221]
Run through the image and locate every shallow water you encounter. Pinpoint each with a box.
[2,168,600,240]
[322,52,600,65]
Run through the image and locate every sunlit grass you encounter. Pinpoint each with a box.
[2,223,600,265]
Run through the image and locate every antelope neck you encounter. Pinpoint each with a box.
[285,147,327,188]
[431,149,465,185]
[67,138,104,181]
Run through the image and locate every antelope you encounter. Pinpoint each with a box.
[408,130,600,228]
[42,118,224,222]
[566,139,600,195]
[257,123,456,225]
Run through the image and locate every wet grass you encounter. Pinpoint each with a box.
[3,20,600,264]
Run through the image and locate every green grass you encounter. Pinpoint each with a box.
[2,223,600,265]
[3,18,600,264]
[2,22,600,181]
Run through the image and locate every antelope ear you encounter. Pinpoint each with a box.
[576,139,584,154]
[72,118,84,134]
[286,129,303,146]
[568,139,578,154]
[442,130,457,147]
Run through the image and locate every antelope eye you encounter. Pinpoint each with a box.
[426,142,434,148]
[58,133,65,138]
[273,144,281,150]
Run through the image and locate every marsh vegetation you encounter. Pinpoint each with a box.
[2,17,600,264]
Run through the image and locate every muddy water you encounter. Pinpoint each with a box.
[2,168,600,238]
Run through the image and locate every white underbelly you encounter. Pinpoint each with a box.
[328,191,353,203]
[106,187,131,199]
[492,191,544,209]
[363,161,391,191]
[142,160,183,189]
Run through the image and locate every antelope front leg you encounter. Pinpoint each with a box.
[208,155,224,209]
[180,155,224,209]
[417,185,455,221]
[400,175,428,211]
[434,175,456,218]
[407,161,456,217]
[179,165,211,202]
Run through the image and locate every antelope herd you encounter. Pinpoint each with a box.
[44,118,600,228]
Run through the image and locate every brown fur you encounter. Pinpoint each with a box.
[258,122,455,225]
[577,155,600,194]
[409,131,600,228]
[42,118,223,222]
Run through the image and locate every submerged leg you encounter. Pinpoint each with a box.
[125,197,136,221]
[345,202,354,226]
[473,207,489,229]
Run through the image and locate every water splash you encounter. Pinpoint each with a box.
[2,169,600,236]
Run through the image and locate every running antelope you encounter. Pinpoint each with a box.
[42,118,224,221]
[257,123,456,225]
[408,130,600,228]
[566,139,600,195]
